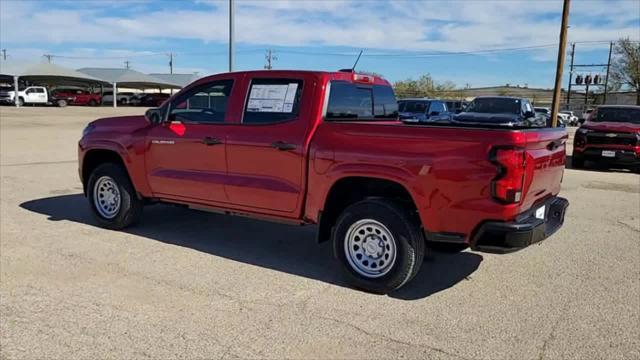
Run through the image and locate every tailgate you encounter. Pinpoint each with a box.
[520,128,568,211]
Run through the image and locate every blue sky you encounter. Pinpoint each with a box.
[1,0,638,89]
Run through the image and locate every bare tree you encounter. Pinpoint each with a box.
[610,38,640,105]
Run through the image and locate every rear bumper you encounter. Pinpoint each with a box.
[574,148,640,166]
[471,196,569,254]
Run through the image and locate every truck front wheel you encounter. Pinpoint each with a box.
[17,97,24,106]
[332,199,425,294]
[87,163,143,230]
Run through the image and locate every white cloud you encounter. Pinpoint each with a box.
[0,0,638,67]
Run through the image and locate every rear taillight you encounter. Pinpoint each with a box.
[490,147,526,204]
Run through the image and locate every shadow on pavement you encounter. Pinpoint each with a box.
[20,194,483,300]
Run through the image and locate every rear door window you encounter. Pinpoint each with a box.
[243,78,303,124]
[326,81,398,121]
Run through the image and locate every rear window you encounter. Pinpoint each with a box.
[398,100,429,113]
[466,98,521,115]
[326,81,398,121]
[593,107,640,124]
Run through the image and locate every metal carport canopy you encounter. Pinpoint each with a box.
[77,68,181,89]
[77,68,181,107]
[1,60,110,106]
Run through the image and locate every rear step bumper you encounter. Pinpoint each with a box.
[471,197,569,254]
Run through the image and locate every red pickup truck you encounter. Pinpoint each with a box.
[78,70,569,293]
[572,105,640,172]
[52,89,101,106]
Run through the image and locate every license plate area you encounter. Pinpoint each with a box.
[602,150,616,158]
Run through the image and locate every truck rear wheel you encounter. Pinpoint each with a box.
[88,99,97,106]
[87,163,143,230]
[332,199,425,294]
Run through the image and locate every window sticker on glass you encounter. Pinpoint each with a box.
[247,83,298,113]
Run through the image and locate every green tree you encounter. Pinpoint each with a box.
[393,74,456,99]
[610,38,640,105]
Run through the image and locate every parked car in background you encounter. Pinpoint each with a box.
[78,69,569,294]
[49,92,75,107]
[572,105,640,172]
[133,93,171,107]
[397,98,451,122]
[0,86,48,106]
[560,111,579,126]
[102,91,136,105]
[534,107,569,126]
[454,96,547,127]
[51,89,101,106]
[444,99,468,113]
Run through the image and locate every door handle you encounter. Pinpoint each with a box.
[271,141,296,151]
[202,137,223,146]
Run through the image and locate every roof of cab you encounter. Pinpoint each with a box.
[193,69,392,87]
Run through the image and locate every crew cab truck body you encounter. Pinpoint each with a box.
[79,70,569,293]
[0,86,48,106]
[572,105,640,172]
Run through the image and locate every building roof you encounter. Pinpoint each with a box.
[77,68,181,89]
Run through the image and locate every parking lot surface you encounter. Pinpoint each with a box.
[1,106,638,359]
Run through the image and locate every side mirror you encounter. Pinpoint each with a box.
[524,111,536,119]
[145,108,162,124]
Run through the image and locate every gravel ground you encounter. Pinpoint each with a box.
[1,106,638,359]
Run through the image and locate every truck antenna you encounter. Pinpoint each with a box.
[351,50,364,71]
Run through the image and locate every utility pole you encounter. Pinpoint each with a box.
[550,0,571,128]
[43,54,53,63]
[603,41,613,104]
[124,60,130,69]
[567,43,575,107]
[168,52,174,74]
[1,49,6,61]
[228,0,235,72]
[264,49,277,70]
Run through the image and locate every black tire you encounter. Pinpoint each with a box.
[571,156,585,169]
[88,99,97,106]
[17,97,24,106]
[57,99,67,107]
[332,198,425,294]
[87,163,143,230]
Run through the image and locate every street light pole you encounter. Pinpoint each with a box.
[550,0,571,128]
[229,0,235,72]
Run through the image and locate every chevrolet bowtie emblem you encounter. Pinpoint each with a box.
[605,133,617,138]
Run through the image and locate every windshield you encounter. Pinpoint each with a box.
[592,108,640,124]
[398,100,430,113]
[465,98,520,114]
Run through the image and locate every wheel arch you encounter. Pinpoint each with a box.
[317,176,419,243]
[81,148,132,196]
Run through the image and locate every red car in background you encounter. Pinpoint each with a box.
[51,89,101,106]
[572,105,640,172]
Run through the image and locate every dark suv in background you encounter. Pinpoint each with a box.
[397,98,451,122]
[453,96,547,127]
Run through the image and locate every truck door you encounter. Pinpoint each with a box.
[223,74,313,215]
[144,77,237,204]
[25,87,46,103]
